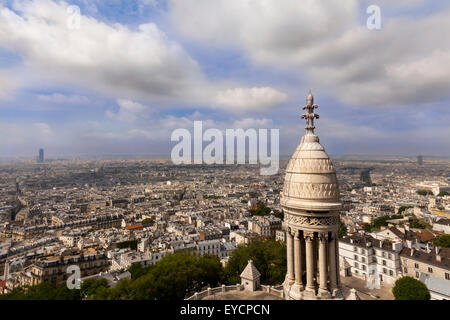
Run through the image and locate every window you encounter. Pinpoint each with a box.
[428,267,433,273]
[445,273,450,280]
[373,257,377,263]
[383,260,387,266]
[383,268,387,274]
[361,257,366,263]
[389,270,393,276]
[354,246,357,252]
[414,263,419,269]
[415,272,419,278]
[354,255,358,260]
[361,249,365,254]
[404,268,408,273]
[382,252,386,258]
[362,265,366,271]
[355,262,359,268]
[388,253,392,259]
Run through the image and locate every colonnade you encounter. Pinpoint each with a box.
[286,229,340,297]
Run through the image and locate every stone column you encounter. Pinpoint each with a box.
[304,232,315,294]
[294,230,303,288]
[328,233,337,291]
[335,233,341,287]
[286,228,295,283]
[318,233,330,297]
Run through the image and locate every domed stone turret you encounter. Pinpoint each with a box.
[282,92,343,300]
[281,123,342,212]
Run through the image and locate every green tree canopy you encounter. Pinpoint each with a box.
[364,214,403,232]
[141,218,154,225]
[392,276,430,300]
[338,220,348,239]
[249,203,271,217]
[417,189,433,196]
[88,252,224,300]
[433,234,450,248]
[410,218,431,230]
[224,238,286,286]
[438,191,449,197]
[0,282,81,300]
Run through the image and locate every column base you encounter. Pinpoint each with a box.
[317,288,331,299]
[302,286,316,299]
[332,288,345,300]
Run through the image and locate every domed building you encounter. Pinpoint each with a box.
[282,92,344,300]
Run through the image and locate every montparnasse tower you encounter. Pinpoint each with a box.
[282,92,343,300]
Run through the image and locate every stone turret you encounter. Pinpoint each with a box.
[240,260,261,292]
[282,93,343,300]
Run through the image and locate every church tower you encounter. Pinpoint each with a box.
[282,92,343,300]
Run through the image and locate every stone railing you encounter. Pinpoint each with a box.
[261,284,285,299]
[185,284,244,300]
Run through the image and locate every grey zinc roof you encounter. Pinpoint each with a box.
[419,273,450,297]
[240,260,261,280]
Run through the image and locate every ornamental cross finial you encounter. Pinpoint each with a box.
[301,91,319,133]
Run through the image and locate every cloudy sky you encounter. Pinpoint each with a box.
[0,0,449,158]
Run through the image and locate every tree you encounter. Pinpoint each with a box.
[80,279,109,299]
[438,191,449,197]
[410,218,431,230]
[88,252,224,300]
[364,214,403,232]
[141,218,154,226]
[0,282,81,300]
[338,220,348,239]
[224,238,286,285]
[398,206,413,215]
[392,277,430,300]
[433,234,450,248]
[417,189,432,196]
[249,203,271,217]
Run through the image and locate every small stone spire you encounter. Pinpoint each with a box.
[301,91,320,134]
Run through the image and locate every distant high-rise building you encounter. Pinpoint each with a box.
[38,148,44,163]
[417,155,423,165]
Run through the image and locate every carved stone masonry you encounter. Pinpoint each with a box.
[285,213,339,227]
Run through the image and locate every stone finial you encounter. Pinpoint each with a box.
[301,91,320,133]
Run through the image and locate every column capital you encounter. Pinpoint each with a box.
[319,232,328,242]
[304,231,314,241]
[294,229,302,238]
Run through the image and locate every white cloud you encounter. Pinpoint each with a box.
[37,93,89,104]
[0,69,19,99]
[0,0,205,102]
[169,0,450,106]
[232,118,273,129]
[106,99,152,122]
[215,87,287,111]
[33,122,52,135]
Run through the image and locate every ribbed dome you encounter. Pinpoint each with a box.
[281,94,342,212]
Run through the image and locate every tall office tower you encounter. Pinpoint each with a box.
[38,148,44,163]
[282,92,343,300]
[417,155,423,165]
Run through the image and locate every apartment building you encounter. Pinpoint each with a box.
[339,234,403,286]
